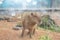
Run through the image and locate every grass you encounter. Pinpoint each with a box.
[38,34,52,40]
[39,26,60,32]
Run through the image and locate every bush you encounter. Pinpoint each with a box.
[39,15,60,32]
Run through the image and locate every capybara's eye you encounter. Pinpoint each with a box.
[31,13,33,15]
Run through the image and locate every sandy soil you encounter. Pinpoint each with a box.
[0,21,60,40]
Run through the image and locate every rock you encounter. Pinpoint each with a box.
[12,26,22,30]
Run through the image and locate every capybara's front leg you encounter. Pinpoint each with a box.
[29,29,33,38]
[33,28,35,35]
[21,28,25,37]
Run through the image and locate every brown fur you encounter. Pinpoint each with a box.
[21,13,41,38]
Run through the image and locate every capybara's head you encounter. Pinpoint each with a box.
[30,13,41,26]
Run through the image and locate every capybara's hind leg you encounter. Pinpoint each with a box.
[27,31,30,35]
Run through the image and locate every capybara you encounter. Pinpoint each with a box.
[21,13,41,38]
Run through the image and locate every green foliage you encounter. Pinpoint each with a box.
[38,35,52,40]
[16,22,22,27]
[39,15,60,32]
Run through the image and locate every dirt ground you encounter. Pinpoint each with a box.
[0,20,60,40]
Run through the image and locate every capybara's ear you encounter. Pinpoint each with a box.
[31,13,33,16]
